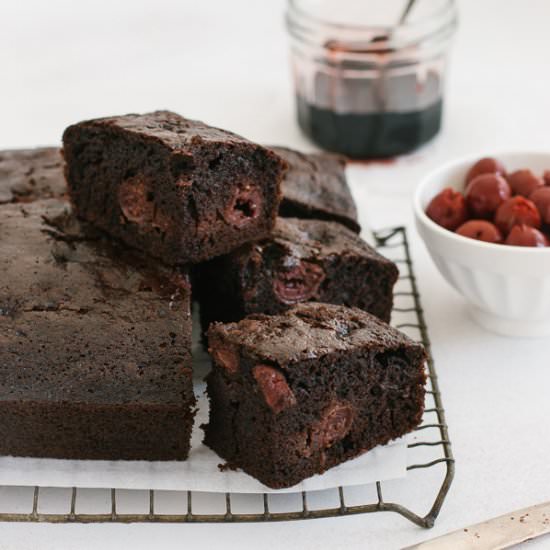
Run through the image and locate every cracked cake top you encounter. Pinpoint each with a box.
[0,199,192,405]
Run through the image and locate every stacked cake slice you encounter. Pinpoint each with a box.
[62,111,286,264]
[0,110,426,488]
[205,303,426,488]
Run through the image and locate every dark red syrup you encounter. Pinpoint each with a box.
[296,95,443,159]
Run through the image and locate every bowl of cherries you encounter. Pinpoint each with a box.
[414,152,550,337]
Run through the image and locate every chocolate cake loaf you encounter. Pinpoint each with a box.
[198,217,398,331]
[63,111,287,264]
[204,303,426,489]
[272,146,360,233]
[0,199,195,460]
[0,147,66,204]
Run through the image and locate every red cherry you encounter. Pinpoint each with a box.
[529,187,550,225]
[507,169,543,197]
[494,196,541,235]
[543,170,550,186]
[426,187,468,231]
[456,220,503,244]
[465,174,512,218]
[465,157,506,184]
[505,225,548,247]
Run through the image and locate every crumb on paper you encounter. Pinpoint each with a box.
[218,462,238,472]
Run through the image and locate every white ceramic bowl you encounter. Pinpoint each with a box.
[414,152,550,338]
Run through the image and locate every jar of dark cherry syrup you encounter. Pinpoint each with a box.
[286,0,458,158]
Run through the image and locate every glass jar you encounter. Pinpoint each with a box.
[286,0,458,159]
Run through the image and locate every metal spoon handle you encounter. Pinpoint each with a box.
[399,0,417,24]
[404,501,550,550]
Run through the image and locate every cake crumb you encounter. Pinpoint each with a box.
[218,462,238,472]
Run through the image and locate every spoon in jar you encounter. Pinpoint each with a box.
[371,0,418,43]
[373,0,419,112]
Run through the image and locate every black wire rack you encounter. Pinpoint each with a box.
[0,226,454,527]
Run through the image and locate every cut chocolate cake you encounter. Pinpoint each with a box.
[63,111,287,264]
[272,146,360,233]
[0,147,66,204]
[0,200,195,460]
[204,303,426,489]
[197,217,398,330]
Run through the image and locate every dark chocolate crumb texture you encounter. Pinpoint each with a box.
[0,199,195,460]
[63,111,287,265]
[0,147,66,204]
[198,217,398,330]
[271,146,360,233]
[204,303,426,489]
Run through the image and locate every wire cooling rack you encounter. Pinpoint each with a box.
[0,226,454,527]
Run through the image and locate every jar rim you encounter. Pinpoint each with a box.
[286,0,458,53]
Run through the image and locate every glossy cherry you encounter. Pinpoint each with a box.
[529,186,550,225]
[465,157,506,184]
[494,196,541,235]
[505,225,548,247]
[426,187,468,231]
[465,174,512,218]
[507,169,544,198]
[455,220,503,243]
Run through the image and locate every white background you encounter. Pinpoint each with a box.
[2,0,550,548]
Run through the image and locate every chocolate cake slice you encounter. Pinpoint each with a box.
[204,303,426,489]
[0,200,195,460]
[0,147,66,204]
[272,146,360,233]
[197,217,398,331]
[63,111,287,265]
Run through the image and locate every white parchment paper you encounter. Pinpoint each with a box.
[0,313,408,494]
